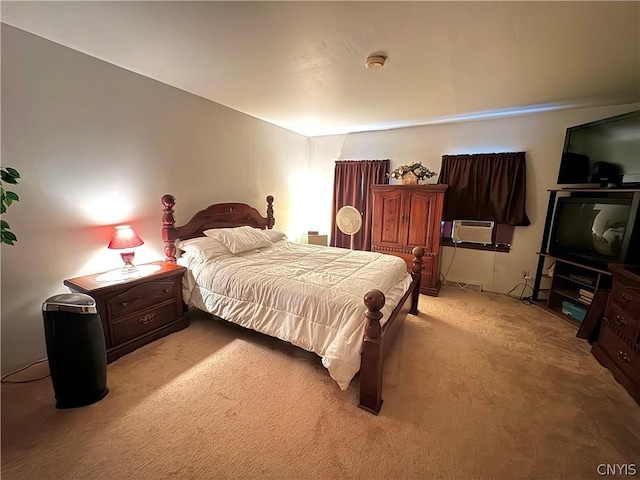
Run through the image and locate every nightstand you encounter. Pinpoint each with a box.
[64,261,188,363]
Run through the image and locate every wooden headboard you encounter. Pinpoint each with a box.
[161,194,275,262]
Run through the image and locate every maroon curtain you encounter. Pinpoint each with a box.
[331,160,390,250]
[437,152,530,226]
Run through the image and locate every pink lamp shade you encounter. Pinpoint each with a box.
[108,225,144,270]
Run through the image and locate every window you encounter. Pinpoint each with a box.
[330,159,389,250]
[437,152,530,252]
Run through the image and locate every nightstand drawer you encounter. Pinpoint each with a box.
[106,280,177,319]
[109,301,178,345]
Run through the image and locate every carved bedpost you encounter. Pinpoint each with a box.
[359,289,386,415]
[162,194,177,263]
[410,246,424,314]
[266,195,275,229]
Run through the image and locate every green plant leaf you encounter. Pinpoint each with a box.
[1,230,16,244]
[0,173,18,185]
[5,167,20,178]
[0,168,21,246]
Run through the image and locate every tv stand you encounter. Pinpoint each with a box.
[532,188,623,337]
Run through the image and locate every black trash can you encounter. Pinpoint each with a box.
[42,293,109,409]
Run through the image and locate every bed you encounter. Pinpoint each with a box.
[161,194,424,414]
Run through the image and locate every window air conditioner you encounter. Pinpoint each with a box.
[452,220,495,244]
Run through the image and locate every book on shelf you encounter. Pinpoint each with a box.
[578,288,594,298]
[577,296,592,306]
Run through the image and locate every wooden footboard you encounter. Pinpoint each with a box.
[358,246,423,414]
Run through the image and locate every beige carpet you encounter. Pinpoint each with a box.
[2,287,639,479]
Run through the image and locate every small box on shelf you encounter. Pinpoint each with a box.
[561,300,587,322]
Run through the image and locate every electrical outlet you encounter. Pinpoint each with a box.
[522,270,531,280]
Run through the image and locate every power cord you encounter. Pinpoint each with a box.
[1,358,50,384]
[442,241,458,285]
[507,276,534,305]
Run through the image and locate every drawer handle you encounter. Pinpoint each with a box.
[617,350,631,363]
[121,301,128,307]
[613,315,627,327]
[619,292,632,303]
[162,289,170,294]
[138,313,156,325]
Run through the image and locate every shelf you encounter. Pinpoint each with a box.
[536,252,612,276]
[555,289,581,302]
[555,273,596,289]
[533,300,582,328]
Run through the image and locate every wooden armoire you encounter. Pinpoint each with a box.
[371,184,448,296]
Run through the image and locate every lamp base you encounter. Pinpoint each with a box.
[96,264,161,283]
[120,251,138,272]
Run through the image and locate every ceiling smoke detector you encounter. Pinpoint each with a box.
[365,55,386,70]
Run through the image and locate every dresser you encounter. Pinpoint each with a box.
[591,264,640,404]
[371,184,447,296]
[64,261,188,363]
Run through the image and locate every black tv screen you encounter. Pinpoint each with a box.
[549,193,640,267]
[557,110,640,187]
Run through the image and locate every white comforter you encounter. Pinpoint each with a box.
[179,241,412,390]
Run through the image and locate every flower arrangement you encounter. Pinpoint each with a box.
[388,162,437,181]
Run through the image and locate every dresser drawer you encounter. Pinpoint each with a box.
[599,321,640,380]
[109,301,178,346]
[107,280,178,319]
[604,302,639,344]
[609,278,640,318]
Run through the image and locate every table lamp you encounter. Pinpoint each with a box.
[108,225,144,271]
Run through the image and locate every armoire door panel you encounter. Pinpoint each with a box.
[405,192,435,249]
[373,191,405,247]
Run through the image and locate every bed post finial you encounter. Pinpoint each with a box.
[410,246,424,314]
[359,289,386,415]
[266,195,275,229]
[162,194,177,263]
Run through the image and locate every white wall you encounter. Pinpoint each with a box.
[308,104,639,294]
[1,26,308,374]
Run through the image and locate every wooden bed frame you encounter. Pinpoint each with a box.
[161,194,424,414]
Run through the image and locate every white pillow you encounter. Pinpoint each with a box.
[264,229,287,243]
[175,236,231,260]
[203,226,272,254]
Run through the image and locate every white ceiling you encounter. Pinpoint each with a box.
[2,1,639,136]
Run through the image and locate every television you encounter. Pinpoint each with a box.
[557,110,640,187]
[548,192,640,268]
